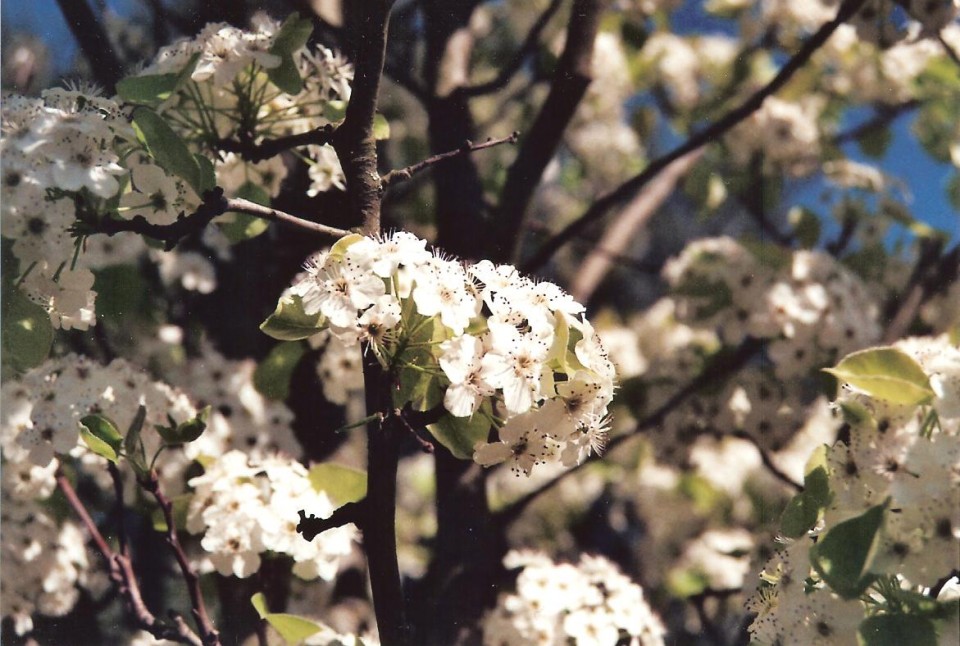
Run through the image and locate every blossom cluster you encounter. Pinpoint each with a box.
[283,232,617,476]
[746,335,960,644]
[482,550,665,646]
[185,450,355,579]
[663,236,880,376]
[138,13,352,198]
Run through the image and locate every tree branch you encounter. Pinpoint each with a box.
[520,0,869,273]
[81,188,349,251]
[882,241,959,344]
[832,100,920,145]
[54,0,124,92]
[333,1,396,235]
[380,132,519,188]
[215,125,337,163]
[140,470,220,646]
[457,0,564,97]
[56,471,203,645]
[731,431,803,492]
[297,500,366,541]
[493,338,764,528]
[493,0,606,263]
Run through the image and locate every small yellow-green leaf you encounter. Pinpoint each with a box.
[253,342,306,400]
[373,114,390,140]
[80,414,123,450]
[329,233,364,258]
[117,73,179,104]
[323,100,347,123]
[824,347,935,405]
[1,287,54,372]
[251,592,325,645]
[308,463,367,506]
[260,295,324,341]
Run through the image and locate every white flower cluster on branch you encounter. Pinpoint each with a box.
[282,232,618,476]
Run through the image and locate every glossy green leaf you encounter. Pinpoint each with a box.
[80,414,123,450]
[780,492,819,539]
[157,406,211,444]
[824,347,935,405]
[267,56,303,95]
[308,463,367,506]
[220,183,271,242]
[132,107,202,192]
[251,592,323,645]
[1,287,54,372]
[80,427,119,463]
[260,295,324,341]
[117,73,179,104]
[857,614,937,646]
[810,502,886,599]
[194,153,216,195]
[254,342,306,400]
[124,405,148,471]
[427,400,493,460]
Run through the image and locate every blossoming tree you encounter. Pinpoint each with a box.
[1,1,958,645]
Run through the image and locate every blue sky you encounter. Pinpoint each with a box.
[4,0,957,239]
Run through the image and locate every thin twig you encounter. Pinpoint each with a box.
[882,242,959,344]
[140,470,221,646]
[107,463,128,557]
[57,471,203,645]
[938,32,960,69]
[832,100,920,145]
[458,0,564,97]
[380,132,519,188]
[732,431,803,492]
[521,0,869,272]
[215,125,337,163]
[81,188,349,250]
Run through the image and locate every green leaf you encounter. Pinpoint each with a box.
[392,317,446,411]
[220,182,271,242]
[856,125,892,159]
[266,14,313,95]
[124,405,148,472]
[117,73,179,104]
[1,287,54,372]
[427,400,493,460]
[151,493,192,532]
[132,106,202,193]
[251,593,323,645]
[260,295,324,341]
[823,347,935,405]
[810,502,886,599]
[80,427,119,462]
[857,614,937,646]
[157,406,211,444]
[373,114,391,140]
[80,414,123,449]
[308,463,367,506]
[254,342,306,400]
[780,493,820,539]
[194,154,216,194]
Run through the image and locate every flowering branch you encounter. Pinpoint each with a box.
[83,188,350,250]
[215,125,337,163]
[56,471,204,646]
[521,0,869,272]
[380,132,520,189]
[457,0,564,98]
[139,470,221,646]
